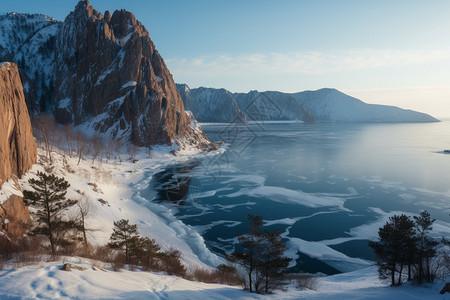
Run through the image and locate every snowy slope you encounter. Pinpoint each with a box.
[0,262,447,299]
[0,13,60,110]
[293,88,438,123]
[17,145,224,270]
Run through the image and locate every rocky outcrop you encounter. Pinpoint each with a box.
[0,1,217,150]
[0,62,37,184]
[0,192,31,237]
[52,1,216,149]
[0,62,35,237]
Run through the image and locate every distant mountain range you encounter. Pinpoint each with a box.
[177,84,438,123]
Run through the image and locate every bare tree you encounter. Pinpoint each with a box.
[91,134,103,164]
[73,193,95,248]
[126,142,138,161]
[63,124,75,157]
[75,131,91,166]
[32,115,56,164]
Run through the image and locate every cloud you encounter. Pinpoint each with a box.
[166,49,450,78]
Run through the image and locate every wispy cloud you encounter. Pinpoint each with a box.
[166,49,450,78]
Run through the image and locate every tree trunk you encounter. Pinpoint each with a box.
[391,264,395,286]
[249,268,252,293]
[397,263,404,286]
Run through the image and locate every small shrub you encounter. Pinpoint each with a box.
[111,253,126,272]
[216,264,243,286]
[191,268,217,283]
[291,273,319,291]
[160,249,186,277]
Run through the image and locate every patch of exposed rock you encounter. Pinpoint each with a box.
[0,192,31,238]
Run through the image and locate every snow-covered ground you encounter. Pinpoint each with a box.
[14,144,226,270]
[1,144,449,299]
[0,261,447,299]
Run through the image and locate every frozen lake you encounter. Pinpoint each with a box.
[149,121,450,274]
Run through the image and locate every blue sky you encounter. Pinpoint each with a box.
[2,0,450,117]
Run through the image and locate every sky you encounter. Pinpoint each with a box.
[2,0,450,118]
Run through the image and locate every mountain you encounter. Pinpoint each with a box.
[0,1,217,150]
[292,88,438,123]
[0,62,35,237]
[177,84,246,123]
[177,86,437,123]
[0,13,59,112]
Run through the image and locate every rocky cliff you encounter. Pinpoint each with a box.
[0,62,37,184]
[0,2,217,150]
[0,62,35,237]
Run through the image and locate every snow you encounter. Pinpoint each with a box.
[156,75,163,83]
[0,261,447,299]
[121,81,137,89]
[94,67,114,86]
[0,178,23,204]
[117,31,133,45]
[15,144,223,271]
[58,98,71,109]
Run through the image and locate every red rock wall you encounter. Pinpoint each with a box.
[0,62,37,185]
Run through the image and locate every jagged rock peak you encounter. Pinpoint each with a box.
[52,1,217,150]
[74,0,99,20]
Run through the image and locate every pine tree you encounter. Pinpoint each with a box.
[369,214,416,286]
[108,219,139,264]
[259,230,291,294]
[137,236,161,268]
[227,214,264,293]
[23,171,77,254]
[413,210,439,283]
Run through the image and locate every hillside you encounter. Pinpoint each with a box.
[177,86,438,123]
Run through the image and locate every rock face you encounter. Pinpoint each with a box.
[0,62,37,185]
[0,62,35,237]
[0,1,217,150]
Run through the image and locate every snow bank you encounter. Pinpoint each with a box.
[0,261,446,299]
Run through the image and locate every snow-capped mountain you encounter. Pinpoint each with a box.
[292,88,438,122]
[0,1,217,150]
[177,84,246,123]
[0,13,59,112]
[177,86,438,123]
